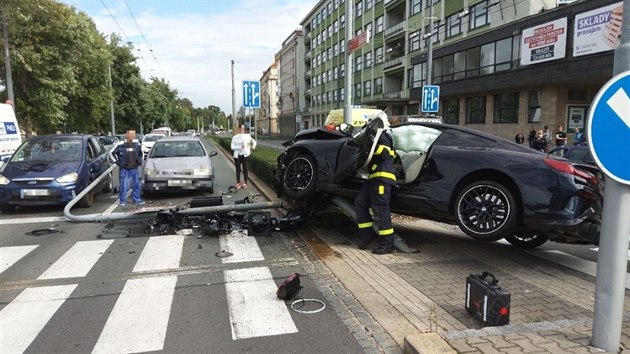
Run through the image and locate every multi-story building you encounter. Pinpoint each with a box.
[276,29,305,138]
[257,63,279,136]
[299,0,621,140]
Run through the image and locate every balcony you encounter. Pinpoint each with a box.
[305,89,312,96]
[384,0,404,9]
[383,56,404,69]
[305,69,311,79]
[384,21,405,38]
[383,91,408,99]
[304,51,311,61]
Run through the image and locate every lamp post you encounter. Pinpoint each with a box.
[426,1,435,87]
[231,59,236,133]
[343,0,353,125]
[108,63,116,136]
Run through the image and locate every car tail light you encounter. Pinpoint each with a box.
[544,158,598,185]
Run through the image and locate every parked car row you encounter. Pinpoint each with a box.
[0,134,216,212]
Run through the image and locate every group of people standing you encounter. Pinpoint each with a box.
[514,124,586,152]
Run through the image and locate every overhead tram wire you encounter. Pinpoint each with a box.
[124,0,168,81]
[100,0,152,69]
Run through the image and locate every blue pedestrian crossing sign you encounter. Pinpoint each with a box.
[587,70,630,185]
[242,80,260,108]
[421,85,440,113]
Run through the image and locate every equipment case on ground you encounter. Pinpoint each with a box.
[465,271,511,326]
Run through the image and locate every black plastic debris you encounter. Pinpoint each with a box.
[26,228,60,236]
[215,250,233,258]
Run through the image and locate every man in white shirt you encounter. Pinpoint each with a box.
[230,125,257,189]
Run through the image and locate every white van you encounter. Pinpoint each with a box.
[0,103,22,166]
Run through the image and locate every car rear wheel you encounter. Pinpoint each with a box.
[455,180,517,241]
[504,233,549,249]
[103,172,113,193]
[282,154,317,200]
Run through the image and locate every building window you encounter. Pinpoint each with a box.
[446,14,461,38]
[408,62,426,88]
[333,66,339,79]
[328,69,332,82]
[356,55,363,71]
[366,0,373,11]
[528,90,541,123]
[374,77,383,94]
[494,93,519,123]
[333,43,339,56]
[327,48,332,60]
[333,89,338,102]
[495,37,512,71]
[466,96,486,124]
[365,22,372,36]
[327,1,332,15]
[364,51,372,67]
[355,83,362,97]
[327,91,332,103]
[356,0,363,18]
[328,25,332,38]
[409,31,421,52]
[454,51,466,80]
[340,63,345,77]
[375,46,383,63]
[340,40,345,53]
[423,22,439,48]
[432,57,442,84]
[480,42,495,75]
[443,99,459,125]
[441,54,454,82]
[333,20,339,33]
[466,47,480,77]
[469,0,489,30]
[340,87,345,101]
[411,0,422,15]
[375,16,384,33]
[340,14,345,28]
[364,80,371,96]
[426,0,439,8]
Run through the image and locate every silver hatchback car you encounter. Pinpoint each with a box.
[141,136,217,196]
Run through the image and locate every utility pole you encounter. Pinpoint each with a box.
[108,64,116,136]
[343,0,353,125]
[231,60,236,133]
[1,9,14,104]
[426,1,434,87]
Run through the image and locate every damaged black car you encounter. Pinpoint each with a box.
[274,118,602,249]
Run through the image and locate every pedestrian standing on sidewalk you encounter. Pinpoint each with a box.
[354,115,399,255]
[111,129,144,206]
[230,125,257,189]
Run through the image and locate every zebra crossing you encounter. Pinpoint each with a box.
[0,231,302,353]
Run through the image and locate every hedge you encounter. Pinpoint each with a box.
[209,136,281,187]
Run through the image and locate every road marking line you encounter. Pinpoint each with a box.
[0,284,77,353]
[219,230,264,264]
[0,216,67,226]
[224,267,298,340]
[92,276,177,354]
[0,245,38,275]
[38,240,114,280]
[103,201,119,215]
[133,235,184,272]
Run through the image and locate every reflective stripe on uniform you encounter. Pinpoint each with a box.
[358,222,373,229]
[378,185,384,195]
[379,228,394,235]
[369,171,396,181]
[371,164,377,171]
[374,145,395,157]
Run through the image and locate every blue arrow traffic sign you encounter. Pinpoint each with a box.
[587,70,630,185]
[242,80,261,108]
[421,85,440,113]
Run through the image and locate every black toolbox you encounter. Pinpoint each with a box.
[465,271,511,326]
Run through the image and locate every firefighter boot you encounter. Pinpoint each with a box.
[373,234,396,255]
[358,229,378,250]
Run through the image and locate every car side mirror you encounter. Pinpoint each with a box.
[209,151,218,157]
[339,123,353,134]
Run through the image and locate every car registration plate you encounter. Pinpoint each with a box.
[21,189,51,198]
[168,180,191,186]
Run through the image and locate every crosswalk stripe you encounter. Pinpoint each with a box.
[0,284,77,353]
[0,245,38,275]
[219,230,265,264]
[133,235,184,272]
[38,240,114,280]
[224,267,298,340]
[92,276,177,354]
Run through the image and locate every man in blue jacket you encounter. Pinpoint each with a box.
[111,129,144,206]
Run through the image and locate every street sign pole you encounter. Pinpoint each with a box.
[591,0,630,351]
[343,0,353,126]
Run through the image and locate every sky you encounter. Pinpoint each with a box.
[61,0,318,114]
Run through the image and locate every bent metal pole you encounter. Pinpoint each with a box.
[591,0,630,351]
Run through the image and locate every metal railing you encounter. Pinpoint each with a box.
[383,56,404,68]
[384,21,406,37]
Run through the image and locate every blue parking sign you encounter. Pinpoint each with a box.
[421,85,440,113]
[587,71,630,185]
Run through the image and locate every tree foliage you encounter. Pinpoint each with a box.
[0,0,224,135]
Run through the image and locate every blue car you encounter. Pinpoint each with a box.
[0,135,113,211]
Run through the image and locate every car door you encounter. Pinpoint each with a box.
[86,137,105,181]
[332,118,383,183]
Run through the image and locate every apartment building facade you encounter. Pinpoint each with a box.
[256,63,279,136]
[276,29,306,138]
[298,0,621,140]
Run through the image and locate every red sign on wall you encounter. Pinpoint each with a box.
[348,31,370,53]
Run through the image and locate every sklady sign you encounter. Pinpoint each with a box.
[573,2,623,57]
[520,18,568,65]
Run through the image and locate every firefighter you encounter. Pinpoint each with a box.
[354,115,398,254]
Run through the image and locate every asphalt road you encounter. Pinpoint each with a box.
[0,138,362,354]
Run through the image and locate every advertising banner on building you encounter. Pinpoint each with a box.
[520,18,568,66]
[573,2,623,57]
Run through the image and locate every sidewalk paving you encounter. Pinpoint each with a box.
[220,138,630,354]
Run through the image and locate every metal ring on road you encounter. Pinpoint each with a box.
[290,298,326,314]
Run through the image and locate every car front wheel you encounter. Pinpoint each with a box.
[455,180,518,241]
[282,154,317,200]
[103,172,113,193]
[504,233,549,249]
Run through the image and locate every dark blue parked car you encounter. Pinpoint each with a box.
[0,135,112,211]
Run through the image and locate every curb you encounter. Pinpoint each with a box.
[404,333,456,354]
